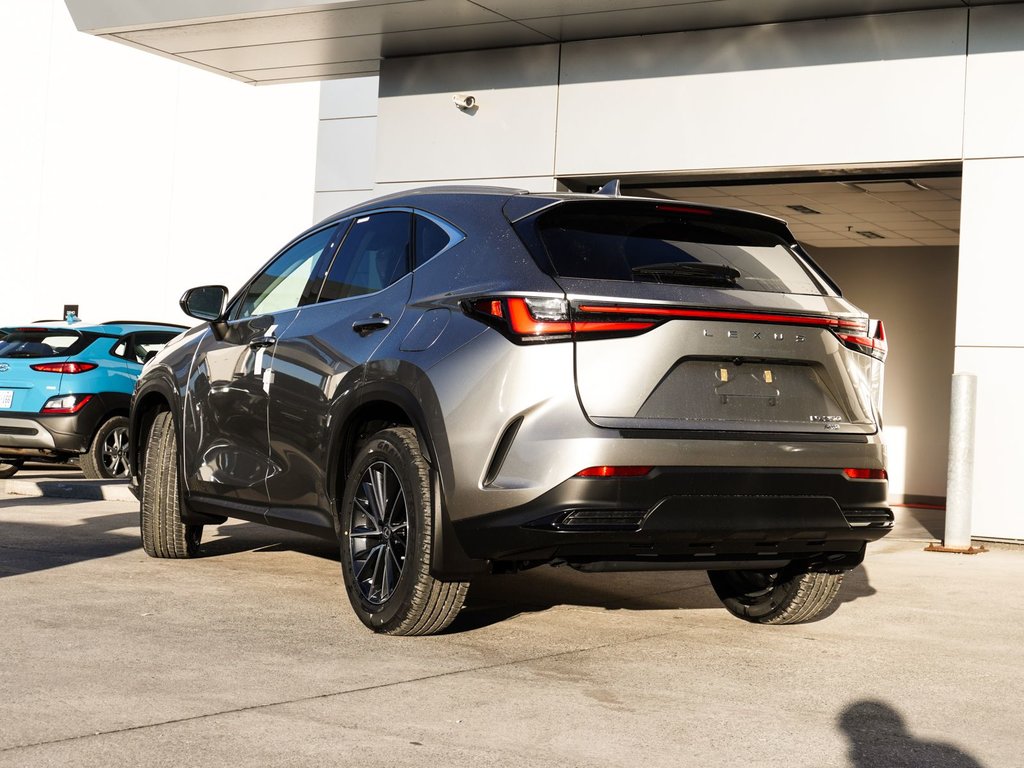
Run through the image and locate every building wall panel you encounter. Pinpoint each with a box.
[555,10,968,177]
[963,4,1024,160]
[376,46,560,183]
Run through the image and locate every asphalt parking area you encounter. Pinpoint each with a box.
[1,492,1019,767]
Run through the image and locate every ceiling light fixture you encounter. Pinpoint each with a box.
[786,204,821,214]
[846,180,931,193]
[855,230,886,239]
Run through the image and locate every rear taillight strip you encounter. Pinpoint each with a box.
[468,297,885,360]
[577,303,887,361]
[576,304,864,331]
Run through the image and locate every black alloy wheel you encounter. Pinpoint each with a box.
[339,427,468,635]
[349,460,409,605]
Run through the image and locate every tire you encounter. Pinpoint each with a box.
[339,427,468,635]
[708,567,843,625]
[0,460,22,480]
[140,411,202,558]
[80,416,131,479]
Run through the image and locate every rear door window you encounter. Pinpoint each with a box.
[318,211,412,303]
[521,201,829,296]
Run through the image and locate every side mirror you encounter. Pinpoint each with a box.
[180,285,229,322]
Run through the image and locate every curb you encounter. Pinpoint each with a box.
[0,478,137,503]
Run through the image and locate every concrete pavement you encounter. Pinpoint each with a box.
[0,489,1019,767]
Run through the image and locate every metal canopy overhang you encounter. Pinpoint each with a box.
[63,0,1005,84]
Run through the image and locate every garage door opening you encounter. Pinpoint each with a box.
[573,171,961,509]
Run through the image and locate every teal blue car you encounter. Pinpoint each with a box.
[0,320,184,479]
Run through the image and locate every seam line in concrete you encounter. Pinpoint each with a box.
[0,628,681,754]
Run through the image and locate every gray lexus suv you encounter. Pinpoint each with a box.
[130,186,892,635]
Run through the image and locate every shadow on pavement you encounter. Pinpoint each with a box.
[894,505,946,540]
[199,522,339,561]
[837,564,876,604]
[839,700,984,767]
[449,565,724,633]
[0,501,139,578]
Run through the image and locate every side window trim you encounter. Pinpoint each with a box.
[412,209,465,269]
[300,220,350,308]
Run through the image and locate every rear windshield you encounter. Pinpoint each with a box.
[521,201,828,296]
[0,331,93,359]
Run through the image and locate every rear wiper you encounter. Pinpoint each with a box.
[631,262,741,285]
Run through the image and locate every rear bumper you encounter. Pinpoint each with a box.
[0,394,127,458]
[450,467,891,570]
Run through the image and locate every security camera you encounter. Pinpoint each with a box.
[453,93,477,110]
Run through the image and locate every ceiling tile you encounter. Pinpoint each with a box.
[117,1,505,54]
[182,21,550,72]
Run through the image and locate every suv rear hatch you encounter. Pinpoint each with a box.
[0,329,92,412]
[512,199,884,436]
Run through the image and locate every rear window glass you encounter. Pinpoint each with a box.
[0,331,93,359]
[522,202,827,296]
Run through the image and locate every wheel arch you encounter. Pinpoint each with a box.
[328,380,485,579]
[328,382,438,508]
[129,375,179,490]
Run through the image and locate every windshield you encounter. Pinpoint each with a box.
[522,201,829,296]
[0,331,91,359]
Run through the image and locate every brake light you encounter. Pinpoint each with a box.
[656,205,713,216]
[577,303,887,361]
[30,362,97,374]
[834,319,887,362]
[470,298,887,359]
[506,297,572,335]
[41,394,94,414]
[577,466,653,478]
[468,297,654,342]
[843,468,888,480]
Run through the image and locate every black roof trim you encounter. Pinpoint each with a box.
[100,321,188,329]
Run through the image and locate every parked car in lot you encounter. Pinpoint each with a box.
[0,321,184,480]
[131,186,892,634]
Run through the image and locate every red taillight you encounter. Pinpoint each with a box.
[470,298,886,359]
[30,362,97,374]
[835,319,887,362]
[843,468,888,480]
[41,394,93,414]
[506,298,573,335]
[578,304,856,329]
[577,466,653,478]
[468,297,654,341]
[656,204,713,216]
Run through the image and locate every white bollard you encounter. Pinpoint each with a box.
[941,373,978,551]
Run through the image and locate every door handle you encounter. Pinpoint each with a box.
[248,336,277,349]
[352,314,391,336]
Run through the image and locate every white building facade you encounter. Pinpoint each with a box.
[57,1,1024,540]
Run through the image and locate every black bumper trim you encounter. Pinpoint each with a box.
[449,466,891,569]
